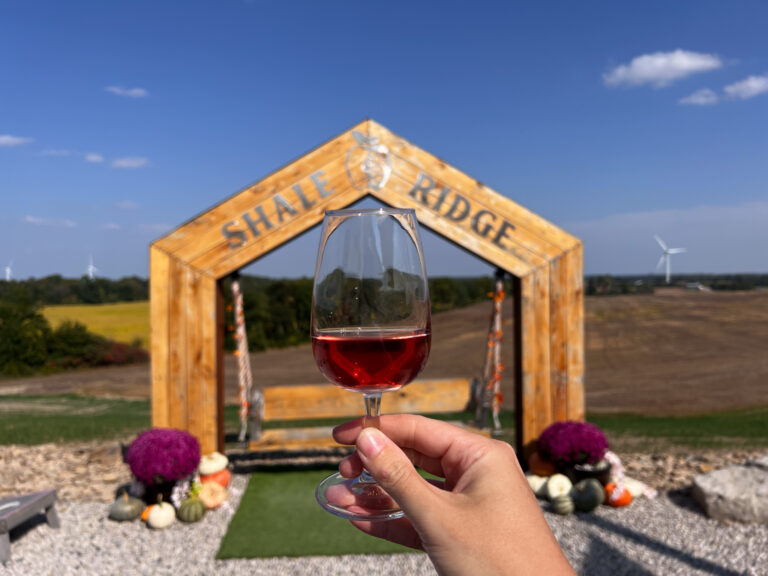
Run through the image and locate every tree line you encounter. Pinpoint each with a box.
[0,285,147,377]
[586,274,768,296]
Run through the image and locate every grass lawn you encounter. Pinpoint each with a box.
[217,470,411,558]
[42,301,149,347]
[0,396,240,445]
[1,395,766,450]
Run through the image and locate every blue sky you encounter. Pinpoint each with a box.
[1,0,766,280]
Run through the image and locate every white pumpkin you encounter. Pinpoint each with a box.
[147,501,176,529]
[525,474,548,498]
[198,451,229,476]
[545,474,573,501]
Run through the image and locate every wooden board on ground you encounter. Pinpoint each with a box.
[248,378,485,452]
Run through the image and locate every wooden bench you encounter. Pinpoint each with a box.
[246,378,486,452]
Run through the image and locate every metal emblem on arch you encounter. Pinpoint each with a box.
[345,130,392,191]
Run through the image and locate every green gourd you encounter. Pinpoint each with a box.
[570,479,605,513]
[108,491,144,522]
[551,495,575,515]
[178,495,206,523]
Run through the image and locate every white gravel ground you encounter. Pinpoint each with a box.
[1,474,766,576]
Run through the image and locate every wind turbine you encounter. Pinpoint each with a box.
[86,255,99,280]
[654,235,686,284]
[4,261,12,282]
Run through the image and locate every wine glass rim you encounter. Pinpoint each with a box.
[325,207,415,216]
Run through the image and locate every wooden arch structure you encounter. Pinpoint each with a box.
[150,119,584,455]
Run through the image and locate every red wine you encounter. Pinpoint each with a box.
[312,329,431,392]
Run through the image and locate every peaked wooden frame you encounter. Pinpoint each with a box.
[150,119,584,455]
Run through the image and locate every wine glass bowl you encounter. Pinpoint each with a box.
[311,207,431,521]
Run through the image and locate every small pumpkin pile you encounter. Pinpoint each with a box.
[197,451,231,511]
[107,427,234,529]
[525,420,647,516]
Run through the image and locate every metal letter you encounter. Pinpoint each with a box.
[471,209,497,238]
[273,194,297,223]
[408,173,435,205]
[292,183,316,210]
[242,205,273,237]
[444,194,470,222]
[492,220,516,250]
[311,170,334,198]
[221,221,247,248]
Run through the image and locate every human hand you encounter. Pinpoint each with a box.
[333,415,575,576]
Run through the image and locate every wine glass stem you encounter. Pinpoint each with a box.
[360,392,383,484]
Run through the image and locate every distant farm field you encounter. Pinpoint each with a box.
[9,289,767,418]
[43,301,149,348]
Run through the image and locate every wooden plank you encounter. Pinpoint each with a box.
[184,268,204,449]
[167,257,188,432]
[513,276,524,456]
[197,275,221,454]
[549,255,568,422]
[532,265,552,439]
[215,280,226,451]
[264,378,472,421]
[372,181,536,278]
[154,124,367,262]
[379,158,562,264]
[150,246,171,428]
[369,121,580,253]
[198,169,367,277]
[519,273,538,458]
[565,243,585,421]
[248,420,490,452]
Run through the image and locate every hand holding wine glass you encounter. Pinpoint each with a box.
[311,208,431,521]
[332,414,577,576]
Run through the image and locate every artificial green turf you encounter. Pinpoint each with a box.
[217,471,414,559]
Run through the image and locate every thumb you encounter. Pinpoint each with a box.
[356,427,435,514]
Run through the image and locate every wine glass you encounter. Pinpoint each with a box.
[311,207,431,521]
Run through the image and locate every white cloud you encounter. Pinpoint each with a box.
[724,74,768,100]
[679,88,719,106]
[604,50,722,88]
[105,85,149,98]
[0,134,34,147]
[39,149,71,157]
[112,157,149,169]
[565,201,768,275]
[103,223,121,230]
[24,216,77,228]
[116,200,139,210]
[85,153,104,163]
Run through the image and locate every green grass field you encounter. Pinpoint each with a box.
[1,396,766,450]
[42,301,149,347]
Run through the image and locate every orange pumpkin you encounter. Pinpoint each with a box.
[528,452,557,477]
[605,482,633,507]
[140,504,154,522]
[200,468,232,488]
[199,481,228,509]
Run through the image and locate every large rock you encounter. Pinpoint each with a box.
[692,464,768,524]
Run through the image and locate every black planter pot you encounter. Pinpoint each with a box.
[563,459,611,485]
[142,480,176,506]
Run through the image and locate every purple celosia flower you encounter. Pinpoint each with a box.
[538,421,608,466]
[125,428,201,485]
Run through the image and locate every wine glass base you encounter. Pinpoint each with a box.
[316,471,405,521]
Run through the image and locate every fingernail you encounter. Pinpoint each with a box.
[357,428,385,459]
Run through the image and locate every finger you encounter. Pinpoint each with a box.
[350,517,423,550]
[338,451,363,478]
[335,414,482,461]
[341,447,449,484]
[355,427,439,516]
